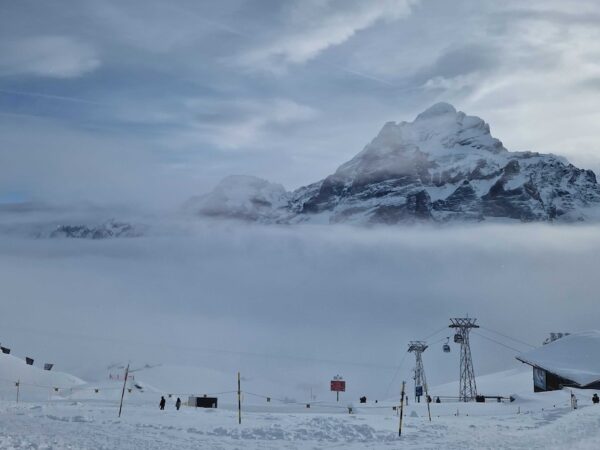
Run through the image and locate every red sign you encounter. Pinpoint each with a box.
[330,380,346,392]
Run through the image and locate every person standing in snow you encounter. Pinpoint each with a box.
[159,396,166,410]
[592,393,599,404]
[175,397,182,410]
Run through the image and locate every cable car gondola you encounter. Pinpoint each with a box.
[454,333,464,344]
[443,337,451,353]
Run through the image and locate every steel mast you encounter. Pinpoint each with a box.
[408,341,428,402]
[449,317,479,402]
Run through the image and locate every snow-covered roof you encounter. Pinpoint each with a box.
[516,330,600,386]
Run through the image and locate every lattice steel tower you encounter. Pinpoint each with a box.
[408,341,428,402]
[449,317,479,402]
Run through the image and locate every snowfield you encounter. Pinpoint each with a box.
[2,394,600,449]
[2,361,600,450]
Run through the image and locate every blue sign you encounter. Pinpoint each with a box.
[415,386,423,397]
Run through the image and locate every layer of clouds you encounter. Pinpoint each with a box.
[1,220,599,398]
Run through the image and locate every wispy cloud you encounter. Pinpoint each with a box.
[0,36,99,78]
[172,98,320,150]
[237,0,417,71]
[0,89,102,105]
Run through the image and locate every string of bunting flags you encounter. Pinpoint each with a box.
[0,341,54,371]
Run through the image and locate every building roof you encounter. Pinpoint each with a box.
[516,330,600,387]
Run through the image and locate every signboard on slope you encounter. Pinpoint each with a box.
[330,380,346,392]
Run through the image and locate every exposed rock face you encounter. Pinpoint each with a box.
[190,103,600,224]
[49,220,142,239]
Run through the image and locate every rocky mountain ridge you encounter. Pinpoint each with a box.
[48,220,143,239]
[189,103,600,224]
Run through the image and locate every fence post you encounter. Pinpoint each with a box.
[399,381,406,436]
[237,372,242,425]
[424,383,432,422]
[118,364,129,418]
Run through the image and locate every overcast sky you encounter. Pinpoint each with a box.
[2,0,600,208]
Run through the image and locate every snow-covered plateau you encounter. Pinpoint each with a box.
[2,354,600,450]
[189,103,600,225]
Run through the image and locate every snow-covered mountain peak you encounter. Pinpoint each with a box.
[186,175,290,222]
[414,101,457,121]
[191,103,600,224]
[365,103,504,161]
[332,103,504,185]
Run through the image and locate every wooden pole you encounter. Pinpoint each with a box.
[237,372,242,425]
[424,383,432,422]
[118,364,129,418]
[16,380,20,403]
[398,381,406,437]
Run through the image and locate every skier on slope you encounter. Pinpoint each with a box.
[175,397,182,410]
[159,396,166,410]
[592,393,599,404]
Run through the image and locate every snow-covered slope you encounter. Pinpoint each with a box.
[128,364,234,398]
[0,353,84,401]
[192,103,600,224]
[186,175,290,223]
[432,367,532,398]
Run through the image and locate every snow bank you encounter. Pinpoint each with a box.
[0,353,84,401]
[516,330,600,386]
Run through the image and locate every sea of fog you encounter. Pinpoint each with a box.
[1,216,599,401]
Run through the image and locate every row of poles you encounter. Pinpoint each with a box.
[1,377,137,403]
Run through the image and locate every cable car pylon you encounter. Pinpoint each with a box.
[407,341,428,402]
[449,317,479,402]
